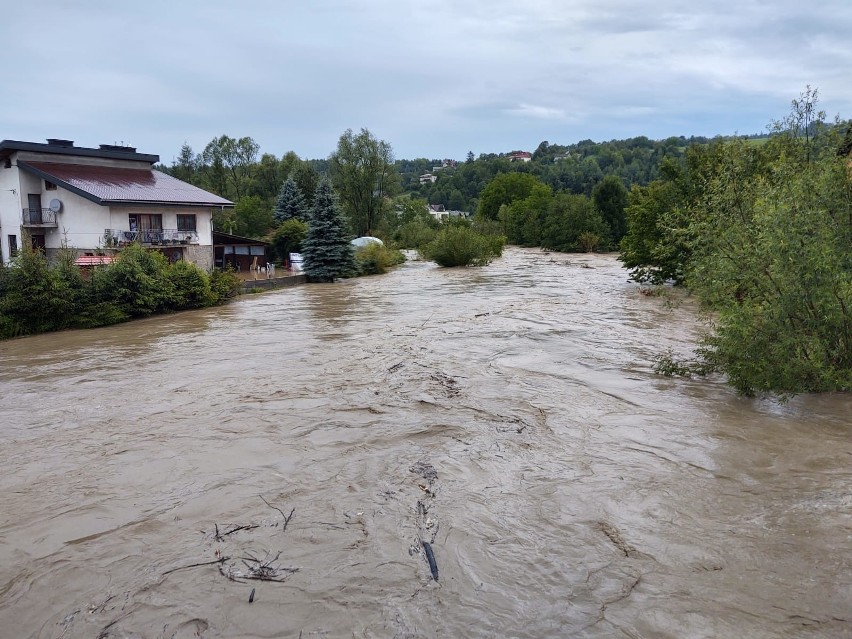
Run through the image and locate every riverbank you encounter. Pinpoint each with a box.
[237,270,307,293]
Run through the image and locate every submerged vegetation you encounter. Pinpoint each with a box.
[353,242,406,276]
[0,243,240,340]
[622,88,852,396]
[421,225,505,267]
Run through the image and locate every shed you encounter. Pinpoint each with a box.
[212,232,270,271]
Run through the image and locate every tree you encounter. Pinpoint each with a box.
[200,135,259,200]
[685,109,851,395]
[274,177,308,223]
[270,218,308,264]
[477,173,550,220]
[592,175,628,242]
[171,143,198,184]
[498,182,552,246]
[541,193,609,253]
[292,161,319,207]
[233,195,274,238]
[254,152,283,201]
[618,151,710,284]
[329,128,398,236]
[302,179,355,282]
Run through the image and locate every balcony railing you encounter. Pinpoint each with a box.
[22,208,58,226]
[104,228,200,247]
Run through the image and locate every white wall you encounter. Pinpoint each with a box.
[0,160,24,263]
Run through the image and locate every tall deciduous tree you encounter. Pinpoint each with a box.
[329,128,398,236]
[274,178,308,223]
[233,195,274,238]
[292,161,319,207]
[477,173,549,221]
[201,135,260,200]
[592,175,628,242]
[541,193,609,253]
[302,180,355,282]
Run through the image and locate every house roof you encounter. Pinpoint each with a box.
[18,161,233,208]
[0,139,159,163]
[212,232,269,246]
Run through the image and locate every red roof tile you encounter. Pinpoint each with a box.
[21,162,232,207]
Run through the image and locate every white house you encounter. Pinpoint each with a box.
[0,139,233,270]
[507,151,532,163]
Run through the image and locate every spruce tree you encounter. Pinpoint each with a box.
[274,177,308,223]
[302,179,355,282]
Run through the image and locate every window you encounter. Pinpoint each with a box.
[8,235,18,257]
[138,214,162,231]
[250,246,265,256]
[45,180,57,190]
[177,214,197,232]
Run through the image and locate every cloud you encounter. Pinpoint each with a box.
[506,104,568,120]
[1,0,851,160]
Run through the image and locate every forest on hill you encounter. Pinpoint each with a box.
[159,131,751,233]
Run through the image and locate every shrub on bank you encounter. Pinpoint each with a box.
[421,226,505,267]
[0,244,242,340]
[354,243,406,275]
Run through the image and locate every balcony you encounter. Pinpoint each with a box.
[22,208,58,227]
[104,228,200,247]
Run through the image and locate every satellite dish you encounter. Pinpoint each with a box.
[48,199,62,213]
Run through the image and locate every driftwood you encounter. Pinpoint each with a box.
[259,495,296,532]
[162,557,230,577]
[421,541,438,581]
[215,524,259,541]
[217,551,300,583]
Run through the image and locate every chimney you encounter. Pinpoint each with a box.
[46,139,74,147]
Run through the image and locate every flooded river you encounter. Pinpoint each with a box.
[0,248,849,638]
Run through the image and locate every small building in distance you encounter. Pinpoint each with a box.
[507,151,532,163]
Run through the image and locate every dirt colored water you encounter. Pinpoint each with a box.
[0,248,849,639]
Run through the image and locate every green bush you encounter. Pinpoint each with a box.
[209,267,241,302]
[94,243,173,316]
[0,247,78,337]
[269,218,308,263]
[395,218,438,250]
[355,242,406,275]
[167,260,215,309]
[421,226,505,267]
[0,243,242,340]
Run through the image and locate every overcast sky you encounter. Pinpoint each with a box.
[3,1,850,164]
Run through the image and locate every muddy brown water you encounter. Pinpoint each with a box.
[0,248,849,639]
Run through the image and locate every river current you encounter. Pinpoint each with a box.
[0,248,849,638]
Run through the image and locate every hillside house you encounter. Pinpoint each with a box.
[0,139,232,269]
[508,151,532,163]
[428,204,449,221]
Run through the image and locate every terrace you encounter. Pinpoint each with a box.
[104,228,200,247]
[21,208,58,227]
